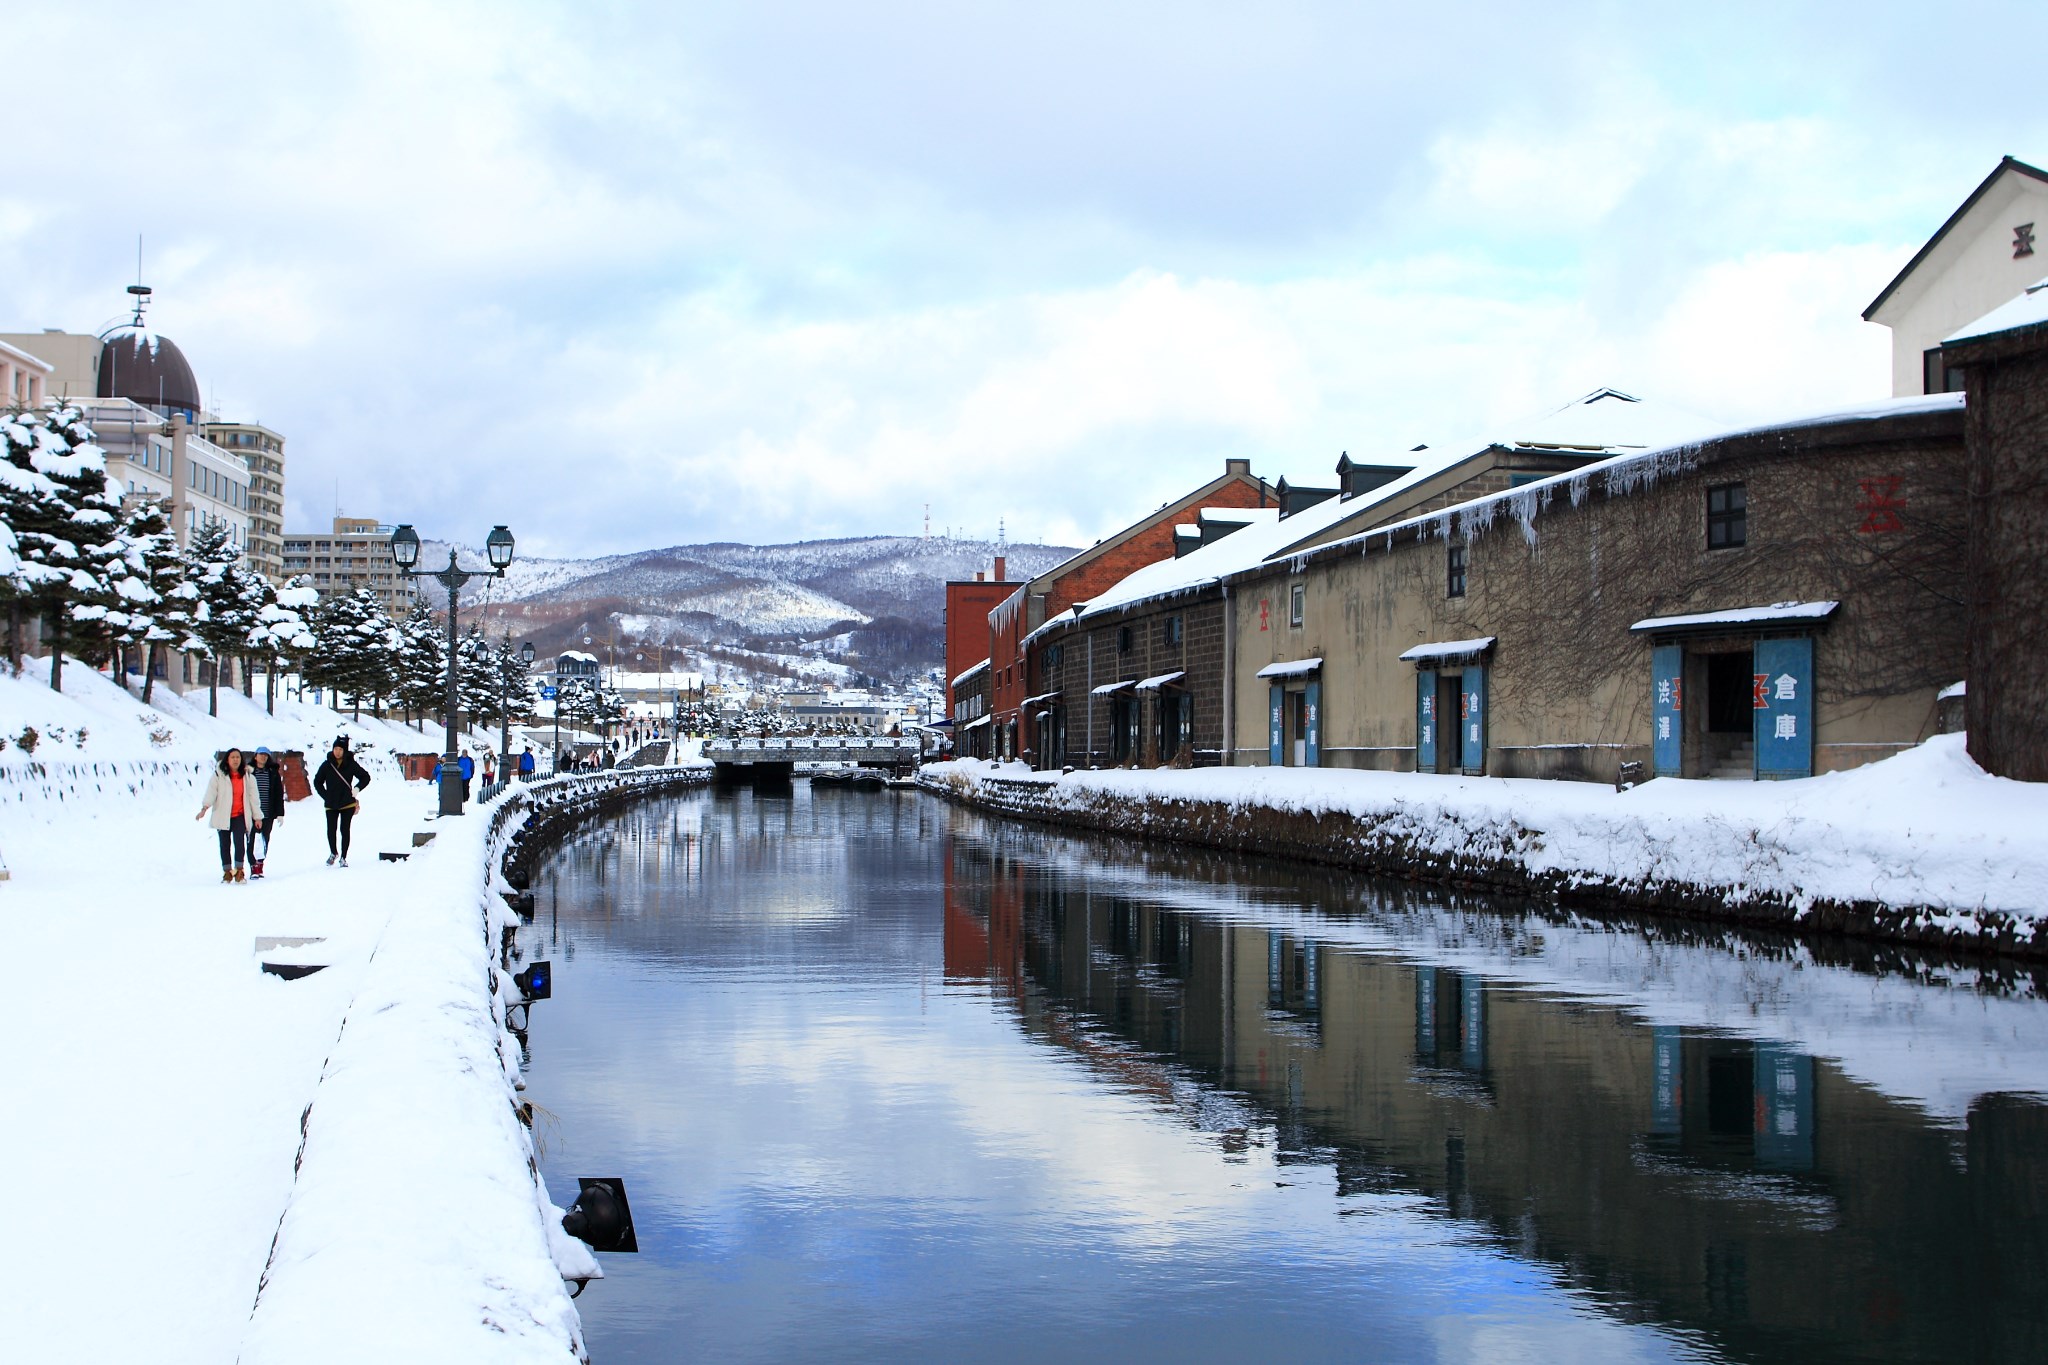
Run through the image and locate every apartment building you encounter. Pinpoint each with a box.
[282,517,416,613]
[205,421,286,581]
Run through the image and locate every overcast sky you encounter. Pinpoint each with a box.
[7,2,2044,557]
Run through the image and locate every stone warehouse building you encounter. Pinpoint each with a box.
[1018,391,1721,770]
[1226,397,1967,783]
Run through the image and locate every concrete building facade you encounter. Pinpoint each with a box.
[205,421,286,582]
[1865,156,2048,396]
[281,517,416,613]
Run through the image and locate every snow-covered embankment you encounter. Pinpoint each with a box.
[920,738,2048,957]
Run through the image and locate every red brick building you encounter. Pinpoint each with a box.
[983,458,1275,761]
[943,557,1014,718]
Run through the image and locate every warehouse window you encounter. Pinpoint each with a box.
[1707,483,1747,550]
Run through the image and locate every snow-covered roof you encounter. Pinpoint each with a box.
[558,650,598,663]
[1398,637,1497,662]
[1021,691,1062,707]
[1303,394,1964,570]
[0,337,54,372]
[952,659,990,688]
[962,715,991,730]
[1255,657,1322,679]
[1493,388,1723,453]
[1135,671,1185,691]
[1938,679,1966,700]
[1630,601,1839,633]
[1944,276,2048,347]
[1091,679,1134,695]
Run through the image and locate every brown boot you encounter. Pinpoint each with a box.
[234,867,246,883]
[222,867,234,884]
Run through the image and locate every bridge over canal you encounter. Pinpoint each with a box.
[704,735,921,781]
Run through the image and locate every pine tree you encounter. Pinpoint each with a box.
[5,403,126,691]
[0,408,63,669]
[456,621,498,731]
[187,520,262,716]
[250,575,317,715]
[304,588,398,720]
[493,635,536,727]
[394,599,446,731]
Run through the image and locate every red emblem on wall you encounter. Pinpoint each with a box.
[1856,476,1906,534]
[1259,599,1270,632]
[1752,673,1770,710]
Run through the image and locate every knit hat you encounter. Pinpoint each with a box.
[256,745,272,755]
[332,735,351,750]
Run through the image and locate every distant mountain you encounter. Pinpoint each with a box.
[424,535,1076,684]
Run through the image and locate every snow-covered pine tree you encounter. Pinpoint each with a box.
[126,500,199,704]
[0,408,63,669]
[394,599,446,731]
[75,498,166,687]
[305,588,399,720]
[493,634,536,727]
[5,403,125,691]
[186,519,262,716]
[455,621,499,732]
[555,674,600,739]
[249,574,317,715]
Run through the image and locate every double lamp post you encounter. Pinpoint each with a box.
[389,523,524,817]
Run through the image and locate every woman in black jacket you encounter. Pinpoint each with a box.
[312,736,372,867]
[247,747,288,879]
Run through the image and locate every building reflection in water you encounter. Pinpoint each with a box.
[940,820,2048,1364]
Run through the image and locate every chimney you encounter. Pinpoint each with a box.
[975,571,984,582]
[994,555,1006,582]
[1225,457,1250,476]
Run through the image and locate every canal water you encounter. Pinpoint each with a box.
[516,786,2048,1363]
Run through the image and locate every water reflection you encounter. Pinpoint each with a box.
[522,788,2048,1364]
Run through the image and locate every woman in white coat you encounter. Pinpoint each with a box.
[195,748,258,883]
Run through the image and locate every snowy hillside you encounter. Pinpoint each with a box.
[428,534,1077,681]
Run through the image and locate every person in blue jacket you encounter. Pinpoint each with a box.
[518,746,536,781]
[458,749,475,801]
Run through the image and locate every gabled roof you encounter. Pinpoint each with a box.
[1864,156,2048,321]
[1022,465,1274,596]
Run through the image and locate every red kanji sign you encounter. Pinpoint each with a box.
[1857,476,1906,534]
[1259,599,1270,632]
[1753,673,1770,710]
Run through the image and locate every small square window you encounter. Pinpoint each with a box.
[1707,483,1747,550]
[1447,544,1467,598]
[1289,583,1305,627]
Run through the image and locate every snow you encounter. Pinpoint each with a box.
[1944,275,2048,345]
[1135,671,1185,691]
[1255,657,1323,679]
[926,732,2048,930]
[1938,679,1966,700]
[1091,679,1134,695]
[0,662,588,1362]
[1629,601,1838,632]
[1397,637,1497,662]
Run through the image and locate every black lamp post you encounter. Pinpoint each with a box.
[500,636,536,786]
[390,523,515,816]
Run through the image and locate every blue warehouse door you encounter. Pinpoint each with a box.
[1752,637,1814,780]
[1303,680,1321,768]
[1268,683,1284,766]
[1652,644,1684,776]
[1459,665,1488,774]
[1415,671,1437,772]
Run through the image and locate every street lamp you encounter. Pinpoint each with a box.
[390,523,514,816]
[500,636,536,784]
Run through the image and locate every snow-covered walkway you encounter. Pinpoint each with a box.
[0,663,587,1362]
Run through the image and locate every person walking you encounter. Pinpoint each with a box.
[313,736,372,867]
[247,746,287,879]
[518,745,536,781]
[458,749,475,801]
[482,753,497,788]
[195,748,257,883]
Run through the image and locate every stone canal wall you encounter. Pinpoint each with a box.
[917,753,2048,962]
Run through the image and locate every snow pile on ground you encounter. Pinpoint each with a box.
[240,797,592,1362]
[926,736,2048,929]
[0,664,586,1363]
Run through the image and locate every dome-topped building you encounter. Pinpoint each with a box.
[97,287,200,420]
